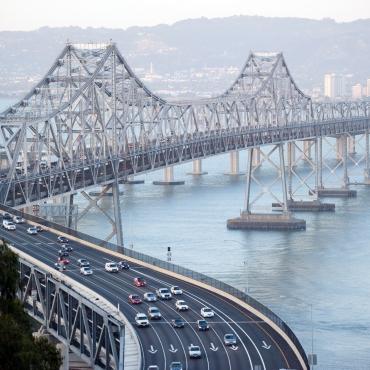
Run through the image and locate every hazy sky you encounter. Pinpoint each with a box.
[1,0,369,31]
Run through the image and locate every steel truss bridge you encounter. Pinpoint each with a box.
[1,41,369,370]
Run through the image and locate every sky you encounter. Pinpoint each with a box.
[1,0,370,31]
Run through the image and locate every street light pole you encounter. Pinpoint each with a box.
[224,239,249,294]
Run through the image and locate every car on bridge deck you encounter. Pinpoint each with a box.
[171,318,185,329]
[13,216,25,224]
[105,262,119,272]
[58,257,70,265]
[148,306,162,320]
[77,258,90,267]
[197,319,209,331]
[147,366,159,370]
[200,307,215,318]
[58,250,69,258]
[80,266,93,275]
[26,226,38,235]
[188,344,202,359]
[175,300,189,311]
[134,277,146,287]
[143,292,157,302]
[57,236,69,243]
[170,286,183,295]
[3,220,16,230]
[2,212,12,220]
[135,313,149,327]
[223,333,237,346]
[169,362,183,370]
[156,287,172,300]
[128,294,142,305]
[62,244,73,252]
[54,262,66,271]
[118,260,130,270]
[35,226,44,232]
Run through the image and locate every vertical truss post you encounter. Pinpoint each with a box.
[317,137,323,190]
[314,139,319,200]
[342,135,349,188]
[287,142,294,200]
[118,326,125,370]
[112,180,123,248]
[365,130,370,183]
[279,144,289,215]
[67,194,74,228]
[243,148,254,214]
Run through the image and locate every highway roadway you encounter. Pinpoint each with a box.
[0,220,305,370]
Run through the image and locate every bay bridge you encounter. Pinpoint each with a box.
[0,41,369,370]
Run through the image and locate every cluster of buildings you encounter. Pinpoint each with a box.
[323,73,370,100]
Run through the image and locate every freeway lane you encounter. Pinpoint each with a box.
[0,221,305,370]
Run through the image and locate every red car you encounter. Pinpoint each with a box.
[128,294,142,304]
[58,257,70,265]
[134,277,146,287]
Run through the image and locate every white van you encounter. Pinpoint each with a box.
[3,220,16,230]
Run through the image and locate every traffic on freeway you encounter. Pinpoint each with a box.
[0,212,306,370]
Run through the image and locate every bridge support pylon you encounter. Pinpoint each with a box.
[153,166,185,185]
[225,150,245,176]
[187,159,208,175]
[227,145,306,230]
[312,135,357,198]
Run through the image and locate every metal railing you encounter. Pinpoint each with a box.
[0,203,309,369]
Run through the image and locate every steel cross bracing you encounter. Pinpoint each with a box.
[13,246,128,370]
[0,42,370,207]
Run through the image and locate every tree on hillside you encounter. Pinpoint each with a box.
[0,241,62,370]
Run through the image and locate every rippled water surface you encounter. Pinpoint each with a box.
[2,98,370,369]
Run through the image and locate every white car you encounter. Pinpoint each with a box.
[135,313,149,327]
[200,307,215,318]
[175,299,189,311]
[171,286,183,295]
[143,292,157,302]
[80,266,93,275]
[156,287,172,300]
[13,216,25,224]
[27,227,38,235]
[77,258,90,267]
[188,344,202,359]
[3,220,16,230]
[105,262,119,272]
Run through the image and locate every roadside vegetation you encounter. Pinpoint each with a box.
[0,240,62,370]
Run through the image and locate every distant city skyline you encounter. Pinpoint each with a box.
[1,0,370,31]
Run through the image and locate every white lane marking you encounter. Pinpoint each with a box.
[210,342,219,352]
[262,341,271,350]
[169,344,178,353]
[148,345,158,354]
[230,345,239,351]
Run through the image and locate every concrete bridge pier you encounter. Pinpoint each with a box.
[187,159,208,175]
[303,140,313,161]
[313,135,357,198]
[122,175,145,184]
[227,145,306,230]
[348,135,356,155]
[153,166,185,185]
[225,150,244,176]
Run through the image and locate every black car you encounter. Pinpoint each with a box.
[58,250,69,257]
[2,212,12,220]
[57,236,69,243]
[62,245,73,252]
[197,320,209,331]
[118,260,130,270]
[171,318,185,329]
[54,262,66,271]
[36,226,44,232]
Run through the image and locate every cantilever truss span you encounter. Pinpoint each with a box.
[0,42,370,207]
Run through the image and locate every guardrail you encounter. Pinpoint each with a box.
[0,203,309,369]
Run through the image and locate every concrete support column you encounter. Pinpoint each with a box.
[56,342,69,370]
[348,136,356,155]
[279,144,289,215]
[341,135,349,188]
[153,166,185,185]
[67,194,74,229]
[252,147,262,168]
[287,142,294,199]
[336,136,345,161]
[187,159,207,175]
[303,140,312,160]
[225,150,244,175]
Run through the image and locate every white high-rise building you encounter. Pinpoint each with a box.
[324,73,345,98]
[352,84,362,100]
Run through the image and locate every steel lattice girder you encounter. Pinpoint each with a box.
[0,43,370,207]
[18,255,125,370]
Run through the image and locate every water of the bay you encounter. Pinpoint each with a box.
[1,98,369,370]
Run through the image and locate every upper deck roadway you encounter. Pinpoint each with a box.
[0,216,306,370]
